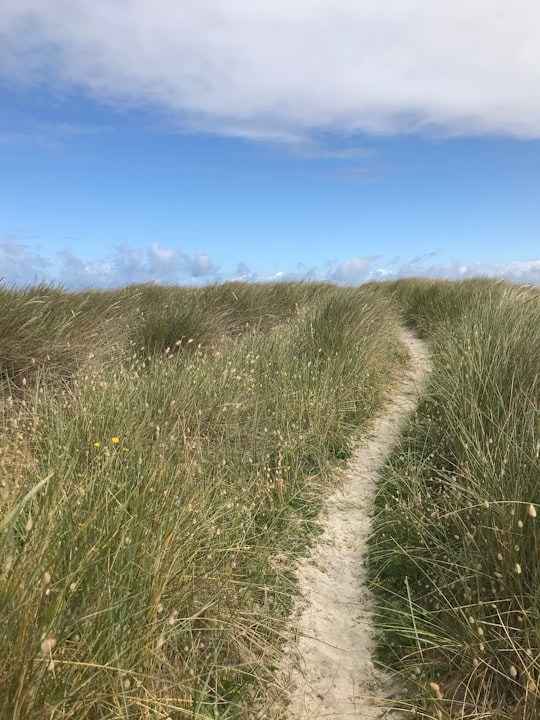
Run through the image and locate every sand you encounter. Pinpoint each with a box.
[280,329,430,719]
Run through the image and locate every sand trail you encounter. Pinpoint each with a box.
[282,329,430,719]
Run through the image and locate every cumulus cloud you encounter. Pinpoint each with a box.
[56,243,220,288]
[491,259,540,284]
[1,237,540,288]
[324,256,540,286]
[0,236,50,285]
[0,238,220,289]
[328,256,380,284]
[1,1,540,140]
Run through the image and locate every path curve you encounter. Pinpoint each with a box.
[282,329,430,719]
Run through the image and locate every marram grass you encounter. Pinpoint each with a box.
[4,277,537,719]
[0,281,403,719]
[371,279,540,720]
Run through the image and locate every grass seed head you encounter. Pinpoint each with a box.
[41,636,56,653]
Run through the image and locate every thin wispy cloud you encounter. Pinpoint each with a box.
[1,1,539,141]
[0,121,112,148]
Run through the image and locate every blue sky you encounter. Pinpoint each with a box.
[1,1,539,288]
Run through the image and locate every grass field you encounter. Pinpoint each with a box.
[370,278,540,719]
[0,281,404,719]
[1,278,538,719]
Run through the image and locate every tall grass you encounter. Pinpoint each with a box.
[0,283,128,388]
[0,281,403,719]
[371,279,540,719]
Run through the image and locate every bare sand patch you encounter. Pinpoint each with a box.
[279,329,430,719]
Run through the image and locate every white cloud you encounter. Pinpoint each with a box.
[1,237,540,288]
[146,243,179,277]
[0,237,50,285]
[57,249,116,288]
[56,243,220,288]
[0,238,218,289]
[493,259,540,284]
[328,256,380,284]
[326,256,540,285]
[1,1,540,140]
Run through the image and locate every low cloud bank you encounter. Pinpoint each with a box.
[0,239,220,289]
[57,243,218,288]
[327,255,540,286]
[1,237,539,289]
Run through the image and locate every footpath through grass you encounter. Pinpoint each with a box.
[370,278,540,720]
[0,281,404,719]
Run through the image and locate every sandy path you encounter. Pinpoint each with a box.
[282,329,430,719]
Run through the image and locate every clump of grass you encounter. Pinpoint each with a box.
[371,279,540,719]
[127,284,229,356]
[126,281,336,357]
[0,283,129,391]
[388,276,513,338]
[0,281,402,719]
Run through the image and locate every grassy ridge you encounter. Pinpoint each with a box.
[0,282,403,719]
[371,279,540,719]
